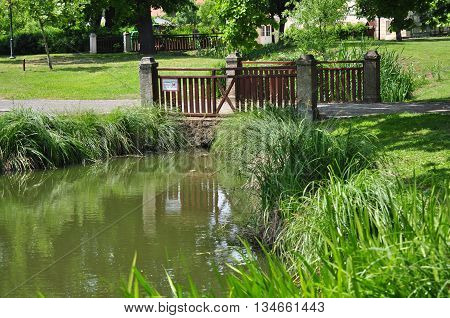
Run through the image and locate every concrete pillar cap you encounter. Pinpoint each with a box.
[226,51,242,61]
[364,50,380,60]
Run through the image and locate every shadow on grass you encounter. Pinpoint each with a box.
[0,51,201,66]
[332,113,450,186]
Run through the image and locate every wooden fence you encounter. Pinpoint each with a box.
[140,51,381,117]
[96,35,123,53]
[317,61,364,103]
[157,68,225,116]
[236,63,297,111]
[130,34,222,53]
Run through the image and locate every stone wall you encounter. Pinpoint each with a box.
[181,118,222,148]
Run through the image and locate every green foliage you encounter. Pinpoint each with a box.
[212,108,377,210]
[0,28,89,55]
[356,0,435,39]
[287,0,348,55]
[125,173,449,298]
[334,23,369,40]
[275,172,449,297]
[215,0,270,53]
[0,107,186,173]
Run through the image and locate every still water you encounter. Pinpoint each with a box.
[0,153,247,297]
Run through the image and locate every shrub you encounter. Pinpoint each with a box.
[334,23,369,40]
[0,28,89,55]
[0,107,186,173]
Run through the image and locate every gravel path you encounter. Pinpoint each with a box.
[1,99,449,117]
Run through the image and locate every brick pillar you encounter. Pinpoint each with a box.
[89,33,97,54]
[297,54,319,120]
[225,52,242,109]
[123,32,131,53]
[139,57,159,106]
[363,50,381,103]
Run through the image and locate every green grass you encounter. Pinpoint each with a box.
[0,52,221,100]
[377,38,450,102]
[331,113,450,186]
[0,107,186,173]
[1,38,448,101]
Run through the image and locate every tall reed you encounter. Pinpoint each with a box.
[0,107,186,173]
[213,107,377,209]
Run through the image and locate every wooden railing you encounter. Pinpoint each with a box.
[157,68,224,116]
[317,61,364,103]
[236,65,297,111]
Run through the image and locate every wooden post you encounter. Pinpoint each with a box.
[139,57,159,106]
[297,54,319,120]
[363,50,381,103]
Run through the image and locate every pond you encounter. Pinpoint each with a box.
[0,153,248,297]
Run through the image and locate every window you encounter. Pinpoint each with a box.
[385,20,391,34]
[262,25,272,37]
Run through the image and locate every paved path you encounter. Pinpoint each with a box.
[318,101,450,118]
[0,99,139,114]
[1,99,449,117]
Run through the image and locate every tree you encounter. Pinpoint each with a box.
[20,0,87,69]
[169,0,199,33]
[417,0,450,29]
[289,0,348,55]
[99,0,190,54]
[198,0,222,33]
[215,0,270,52]
[356,0,434,41]
[267,0,298,35]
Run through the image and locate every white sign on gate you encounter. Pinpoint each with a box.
[162,79,179,92]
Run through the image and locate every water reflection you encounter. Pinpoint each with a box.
[0,153,246,297]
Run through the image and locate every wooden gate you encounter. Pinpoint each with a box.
[156,64,297,116]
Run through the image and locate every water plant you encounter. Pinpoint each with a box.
[0,107,186,173]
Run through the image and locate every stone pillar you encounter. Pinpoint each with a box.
[225,52,242,109]
[297,54,319,120]
[139,57,159,106]
[123,32,131,53]
[363,50,381,103]
[89,33,97,54]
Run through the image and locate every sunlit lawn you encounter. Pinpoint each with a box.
[0,52,221,100]
[333,113,450,186]
[378,38,450,102]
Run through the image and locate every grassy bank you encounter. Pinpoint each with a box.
[0,107,185,173]
[125,109,449,298]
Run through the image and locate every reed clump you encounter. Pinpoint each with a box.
[0,107,186,173]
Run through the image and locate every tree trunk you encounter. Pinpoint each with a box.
[395,30,403,41]
[137,6,155,55]
[38,19,53,70]
[279,21,286,35]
